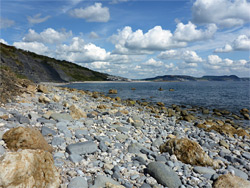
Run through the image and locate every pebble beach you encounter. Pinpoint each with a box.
[0,84,250,188]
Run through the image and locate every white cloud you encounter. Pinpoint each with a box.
[55,37,109,63]
[88,61,110,69]
[174,22,217,42]
[141,58,164,67]
[158,50,203,63]
[0,39,8,45]
[27,13,50,24]
[192,0,250,28]
[215,35,250,52]
[110,26,186,54]
[89,31,99,39]
[0,18,15,29]
[69,3,110,22]
[205,55,248,71]
[23,28,72,44]
[13,41,49,55]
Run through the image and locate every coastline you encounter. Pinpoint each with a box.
[0,83,250,187]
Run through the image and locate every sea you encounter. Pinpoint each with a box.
[61,81,250,114]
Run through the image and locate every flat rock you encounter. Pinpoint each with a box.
[69,154,83,163]
[50,113,72,122]
[147,162,182,188]
[0,149,60,188]
[41,126,56,136]
[52,137,65,146]
[68,177,88,188]
[90,175,121,188]
[227,166,248,180]
[66,141,98,155]
[193,166,216,174]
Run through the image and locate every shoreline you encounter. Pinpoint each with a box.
[0,83,250,187]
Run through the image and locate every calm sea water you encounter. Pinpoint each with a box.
[62,81,250,114]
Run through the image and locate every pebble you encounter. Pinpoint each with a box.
[66,141,98,155]
[68,177,88,188]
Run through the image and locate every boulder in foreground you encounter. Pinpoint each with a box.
[213,173,250,188]
[0,149,60,188]
[3,126,53,153]
[160,138,221,168]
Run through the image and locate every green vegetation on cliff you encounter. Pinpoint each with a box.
[0,43,108,83]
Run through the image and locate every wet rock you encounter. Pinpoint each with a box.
[147,162,182,188]
[109,89,118,94]
[0,149,60,188]
[66,141,98,155]
[160,138,221,168]
[213,173,250,188]
[3,127,53,152]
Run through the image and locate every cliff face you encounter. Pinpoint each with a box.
[0,43,108,83]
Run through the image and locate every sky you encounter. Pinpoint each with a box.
[0,0,250,79]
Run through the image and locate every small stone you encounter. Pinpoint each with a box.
[52,137,65,146]
[99,141,108,152]
[213,173,250,188]
[193,166,216,174]
[69,154,83,163]
[66,141,98,155]
[90,175,121,188]
[41,126,56,136]
[38,94,50,103]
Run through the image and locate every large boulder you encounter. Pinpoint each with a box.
[0,149,60,188]
[160,138,221,168]
[2,127,53,153]
[213,173,250,188]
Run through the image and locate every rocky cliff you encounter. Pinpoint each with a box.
[0,43,108,83]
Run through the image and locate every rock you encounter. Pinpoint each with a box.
[109,89,118,94]
[91,175,121,188]
[193,166,216,174]
[105,182,125,188]
[37,84,49,93]
[147,162,182,188]
[240,108,249,114]
[66,141,98,155]
[160,138,220,168]
[3,127,53,152]
[68,177,88,188]
[152,137,163,147]
[41,126,57,136]
[53,95,61,102]
[39,94,51,103]
[72,95,79,101]
[0,149,60,188]
[69,154,83,163]
[242,152,250,160]
[50,113,73,122]
[243,113,250,120]
[128,143,143,154]
[202,108,210,114]
[219,140,229,149]
[69,104,87,119]
[26,84,37,93]
[213,173,250,188]
[0,145,5,155]
[99,141,108,152]
[227,166,248,180]
[52,137,65,146]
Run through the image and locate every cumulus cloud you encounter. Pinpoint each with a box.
[215,35,250,52]
[110,26,186,54]
[13,41,49,55]
[27,13,50,24]
[0,18,15,29]
[141,58,164,67]
[205,55,247,70]
[158,50,203,63]
[69,3,110,22]
[56,37,109,63]
[192,0,250,28]
[174,22,217,42]
[0,39,8,45]
[23,28,72,44]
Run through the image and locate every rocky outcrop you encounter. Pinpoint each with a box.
[160,138,221,168]
[2,127,53,153]
[213,173,250,188]
[0,149,60,188]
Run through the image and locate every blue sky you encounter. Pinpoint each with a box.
[1,0,250,79]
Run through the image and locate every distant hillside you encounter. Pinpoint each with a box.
[0,43,108,83]
[144,75,250,82]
